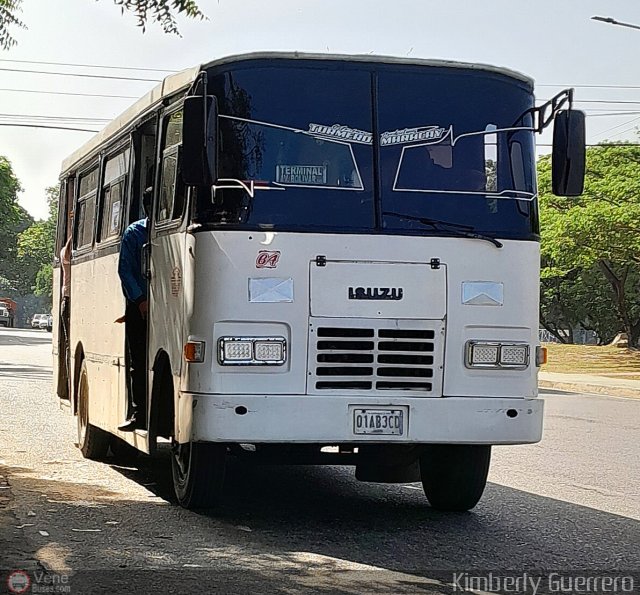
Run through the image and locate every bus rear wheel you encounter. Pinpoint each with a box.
[76,360,110,460]
[171,441,227,509]
[419,445,491,512]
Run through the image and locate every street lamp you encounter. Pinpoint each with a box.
[591,15,640,31]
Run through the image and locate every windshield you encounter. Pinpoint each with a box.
[204,65,374,231]
[197,60,538,239]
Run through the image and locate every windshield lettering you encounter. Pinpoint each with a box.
[276,165,328,185]
[309,123,373,144]
[381,125,451,146]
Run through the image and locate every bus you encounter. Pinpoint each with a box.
[53,52,585,511]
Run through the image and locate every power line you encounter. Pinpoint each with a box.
[0,88,138,99]
[585,111,640,117]
[596,114,640,137]
[0,67,161,82]
[0,123,98,132]
[539,83,640,89]
[575,100,640,105]
[538,99,640,106]
[604,122,640,141]
[537,143,640,147]
[0,58,179,73]
[0,113,110,122]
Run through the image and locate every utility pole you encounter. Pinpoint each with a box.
[591,16,640,31]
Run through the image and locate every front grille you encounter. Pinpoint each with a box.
[309,320,442,395]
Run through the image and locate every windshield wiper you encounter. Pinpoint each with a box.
[382,211,503,248]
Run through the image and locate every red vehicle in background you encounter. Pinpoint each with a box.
[0,298,17,328]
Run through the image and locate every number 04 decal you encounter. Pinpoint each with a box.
[256,250,281,269]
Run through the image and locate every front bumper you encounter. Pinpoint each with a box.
[178,394,544,445]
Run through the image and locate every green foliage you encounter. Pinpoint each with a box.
[0,0,24,50]
[17,186,58,301]
[0,0,204,48]
[113,0,205,35]
[539,143,640,345]
[0,156,32,292]
[34,263,53,299]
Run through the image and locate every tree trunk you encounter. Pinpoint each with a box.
[631,320,640,349]
[598,260,633,343]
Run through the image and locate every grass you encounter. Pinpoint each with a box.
[543,343,640,379]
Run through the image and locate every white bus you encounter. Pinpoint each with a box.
[53,53,585,511]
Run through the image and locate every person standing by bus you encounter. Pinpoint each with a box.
[59,234,72,398]
[117,188,151,431]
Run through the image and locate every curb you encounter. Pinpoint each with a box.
[539,380,640,399]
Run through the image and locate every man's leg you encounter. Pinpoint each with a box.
[59,297,70,399]
[122,301,147,428]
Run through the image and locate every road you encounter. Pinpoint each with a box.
[0,327,638,594]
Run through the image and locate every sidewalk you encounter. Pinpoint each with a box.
[539,371,640,399]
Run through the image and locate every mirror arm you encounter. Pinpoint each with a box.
[533,88,574,133]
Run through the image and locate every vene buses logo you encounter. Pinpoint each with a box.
[256,251,281,269]
[7,570,30,594]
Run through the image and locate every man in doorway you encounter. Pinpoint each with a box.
[117,188,152,431]
[59,233,72,398]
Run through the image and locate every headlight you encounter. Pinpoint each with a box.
[222,339,253,362]
[465,341,529,369]
[218,337,286,365]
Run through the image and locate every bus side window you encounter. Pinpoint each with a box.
[98,147,131,242]
[75,166,99,250]
[54,181,68,260]
[157,110,185,224]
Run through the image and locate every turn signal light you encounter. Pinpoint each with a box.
[184,341,205,363]
[536,346,548,367]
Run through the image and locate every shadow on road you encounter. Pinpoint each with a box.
[0,331,52,347]
[2,456,639,594]
[0,364,52,381]
[109,454,640,572]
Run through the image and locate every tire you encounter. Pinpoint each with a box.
[171,441,227,509]
[76,360,110,459]
[419,445,491,512]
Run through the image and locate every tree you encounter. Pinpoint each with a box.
[17,186,58,301]
[0,155,32,292]
[0,0,205,50]
[538,143,640,346]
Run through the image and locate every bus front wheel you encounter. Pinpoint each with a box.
[419,444,491,512]
[76,360,110,460]
[171,441,227,509]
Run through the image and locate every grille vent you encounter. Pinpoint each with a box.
[313,325,436,393]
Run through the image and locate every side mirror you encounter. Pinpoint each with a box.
[552,110,586,196]
[182,95,218,186]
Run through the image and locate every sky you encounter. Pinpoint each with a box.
[1,0,639,220]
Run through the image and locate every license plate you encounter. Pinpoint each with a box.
[353,408,404,435]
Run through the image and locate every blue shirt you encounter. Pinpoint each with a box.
[118,218,148,303]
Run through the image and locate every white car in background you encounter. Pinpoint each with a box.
[39,314,53,332]
[31,314,45,329]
